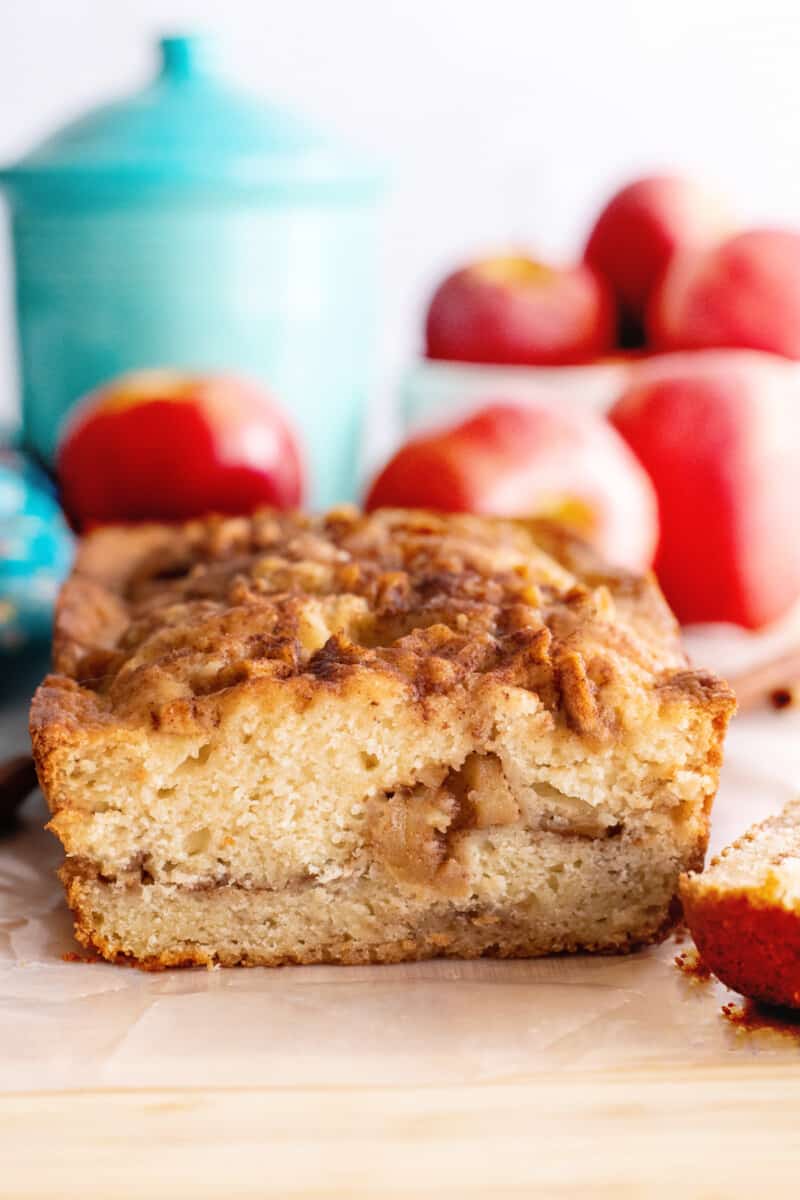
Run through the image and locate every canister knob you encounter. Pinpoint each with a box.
[158,34,219,82]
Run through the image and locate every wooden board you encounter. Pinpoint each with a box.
[4,1067,800,1197]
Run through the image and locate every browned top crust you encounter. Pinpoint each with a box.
[35,507,735,738]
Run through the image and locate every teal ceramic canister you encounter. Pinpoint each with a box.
[0,35,383,508]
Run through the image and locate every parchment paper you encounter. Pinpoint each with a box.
[3,632,800,1093]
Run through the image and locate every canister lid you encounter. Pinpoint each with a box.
[0,34,382,205]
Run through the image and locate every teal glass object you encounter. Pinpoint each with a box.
[0,448,73,652]
[0,35,383,508]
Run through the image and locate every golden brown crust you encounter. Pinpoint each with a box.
[682,887,800,1009]
[31,506,735,746]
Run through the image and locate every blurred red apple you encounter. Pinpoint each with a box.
[424,255,615,366]
[648,229,800,359]
[58,370,303,529]
[365,400,658,573]
[584,175,731,339]
[610,363,800,628]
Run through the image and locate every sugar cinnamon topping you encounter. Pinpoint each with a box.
[41,507,732,739]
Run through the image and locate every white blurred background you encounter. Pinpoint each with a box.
[2,0,800,436]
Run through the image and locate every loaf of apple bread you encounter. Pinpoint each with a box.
[31,507,734,967]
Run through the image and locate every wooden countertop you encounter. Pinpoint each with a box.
[5,1066,800,1197]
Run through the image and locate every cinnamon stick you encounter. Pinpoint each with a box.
[727,646,800,714]
[0,754,38,829]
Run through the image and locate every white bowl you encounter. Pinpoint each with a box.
[400,349,800,434]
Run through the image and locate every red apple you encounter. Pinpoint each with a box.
[584,175,731,338]
[610,363,800,628]
[424,255,615,366]
[58,370,303,529]
[648,229,800,359]
[365,400,658,573]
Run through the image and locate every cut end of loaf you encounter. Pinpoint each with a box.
[681,797,800,1008]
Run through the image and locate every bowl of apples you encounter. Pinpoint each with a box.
[388,174,800,633]
[404,173,739,430]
